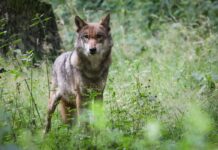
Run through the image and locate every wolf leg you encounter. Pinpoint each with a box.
[75,94,89,127]
[44,91,61,133]
[76,94,82,124]
[60,100,76,125]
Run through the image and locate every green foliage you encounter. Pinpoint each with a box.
[1,0,218,149]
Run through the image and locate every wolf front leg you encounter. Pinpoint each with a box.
[75,93,82,125]
[75,93,90,125]
[44,91,61,133]
[76,94,91,129]
[60,99,76,125]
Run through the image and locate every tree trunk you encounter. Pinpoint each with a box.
[0,0,62,61]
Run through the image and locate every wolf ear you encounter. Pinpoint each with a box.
[75,16,87,32]
[100,14,110,31]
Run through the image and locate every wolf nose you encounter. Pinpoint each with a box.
[89,48,96,54]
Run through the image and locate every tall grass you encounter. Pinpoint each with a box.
[1,2,218,149]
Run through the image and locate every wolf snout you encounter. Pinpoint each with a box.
[89,48,97,55]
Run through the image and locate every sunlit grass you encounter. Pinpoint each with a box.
[0,17,218,150]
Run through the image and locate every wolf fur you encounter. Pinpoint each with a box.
[44,14,113,133]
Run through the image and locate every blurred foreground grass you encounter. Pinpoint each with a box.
[0,2,218,149]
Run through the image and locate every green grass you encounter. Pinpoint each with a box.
[0,17,218,149]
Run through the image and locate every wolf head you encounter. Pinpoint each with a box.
[74,14,113,60]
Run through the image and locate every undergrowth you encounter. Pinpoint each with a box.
[0,3,218,149]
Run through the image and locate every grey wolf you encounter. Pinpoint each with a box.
[45,14,113,133]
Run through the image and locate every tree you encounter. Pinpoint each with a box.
[0,0,62,60]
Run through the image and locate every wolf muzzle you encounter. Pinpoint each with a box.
[89,48,97,55]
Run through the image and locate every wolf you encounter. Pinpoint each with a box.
[44,14,113,133]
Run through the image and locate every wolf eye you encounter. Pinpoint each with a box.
[96,34,103,39]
